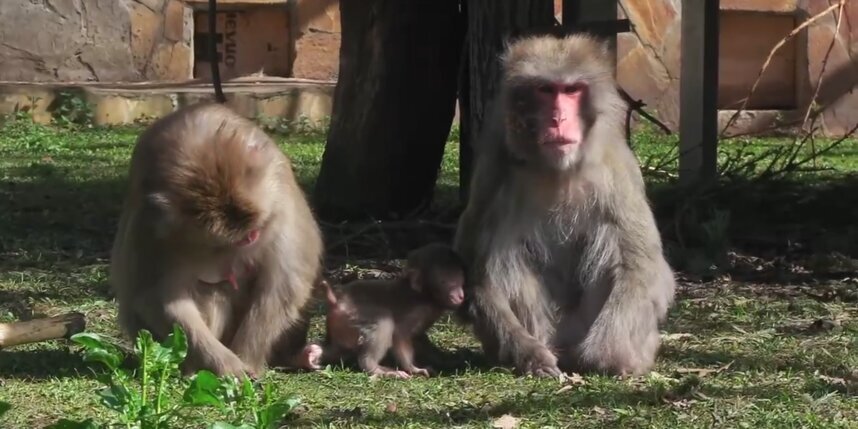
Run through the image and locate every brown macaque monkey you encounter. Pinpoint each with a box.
[109,102,324,377]
[454,35,676,378]
[306,243,465,378]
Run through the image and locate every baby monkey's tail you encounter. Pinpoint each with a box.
[317,279,338,307]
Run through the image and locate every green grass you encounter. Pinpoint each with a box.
[1,116,856,428]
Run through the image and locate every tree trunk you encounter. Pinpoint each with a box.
[313,0,465,221]
[458,0,556,202]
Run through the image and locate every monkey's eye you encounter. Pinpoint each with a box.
[537,84,554,94]
[562,84,583,94]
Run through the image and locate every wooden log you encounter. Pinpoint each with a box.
[0,312,86,350]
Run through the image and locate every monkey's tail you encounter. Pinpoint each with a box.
[318,280,337,306]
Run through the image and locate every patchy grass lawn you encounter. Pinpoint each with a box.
[0,117,856,428]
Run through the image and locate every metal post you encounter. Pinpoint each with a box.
[679,0,720,185]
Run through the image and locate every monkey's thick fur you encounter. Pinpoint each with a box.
[454,35,676,377]
[110,103,324,377]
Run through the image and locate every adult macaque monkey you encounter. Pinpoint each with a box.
[110,103,324,377]
[454,35,676,377]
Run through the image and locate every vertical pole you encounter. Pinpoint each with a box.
[562,0,618,69]
[679,0,719,185]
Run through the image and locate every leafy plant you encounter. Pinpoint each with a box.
[184,371,301,429]
[51,90,94,128]
[51,325,299,429]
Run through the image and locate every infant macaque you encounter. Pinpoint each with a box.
[314,243,466,378]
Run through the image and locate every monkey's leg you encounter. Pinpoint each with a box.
[358,321,408,379]
[229,272,313,374]
[572,269,668,377]
[392,337,430,377]
[471,284,561,377]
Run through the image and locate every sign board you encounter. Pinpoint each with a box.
[194,8,292,80]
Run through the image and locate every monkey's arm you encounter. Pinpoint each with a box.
[159,285,249,376]
[453,155,505,263]
[228,267,313,373]
[469,268,562,377]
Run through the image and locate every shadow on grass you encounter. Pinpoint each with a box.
[0,349,96,380]
[0,172,121,310]
[649,174,858,285]
[659,344,854,380]
[292,378,836,428]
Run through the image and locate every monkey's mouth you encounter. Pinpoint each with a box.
[541,136,579,154]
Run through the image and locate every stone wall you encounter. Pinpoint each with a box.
[0,0,341,83]
[1,0,854,135]
[617,0,858,136]
[0,0,193,82]
[291,0,341,80]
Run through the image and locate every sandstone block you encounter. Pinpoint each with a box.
[130,2,160,70]
[295,0,341,33]
[91,93,175,125]
[164,0,186,42]
[619,0,677,47]
[136,0,166,12]
[292,32,341,80]
[148,43,192,81]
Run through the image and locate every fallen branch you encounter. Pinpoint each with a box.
[0,312,86,350]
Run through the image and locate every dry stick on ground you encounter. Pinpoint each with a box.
[0,312,86,350]
[720,1,844,137]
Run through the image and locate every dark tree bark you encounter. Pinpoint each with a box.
[459,0,556,202]
[313,0,465,221]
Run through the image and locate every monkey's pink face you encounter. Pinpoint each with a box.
[536,82,585,153]
[445,282,465,307]
[507,79,591,171]
[436,274,465,310]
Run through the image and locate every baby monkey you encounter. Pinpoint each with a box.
[313,243,466,378]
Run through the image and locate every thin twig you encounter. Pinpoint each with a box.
[719,1,844,136]
[801,1,845,167]
[619,87,673,141]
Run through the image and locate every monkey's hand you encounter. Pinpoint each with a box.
[198,346,256,378]
[517,343,562,378]
[369,366,411,379]
[405,366,432,377]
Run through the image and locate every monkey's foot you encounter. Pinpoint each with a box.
[294,344,323,370]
